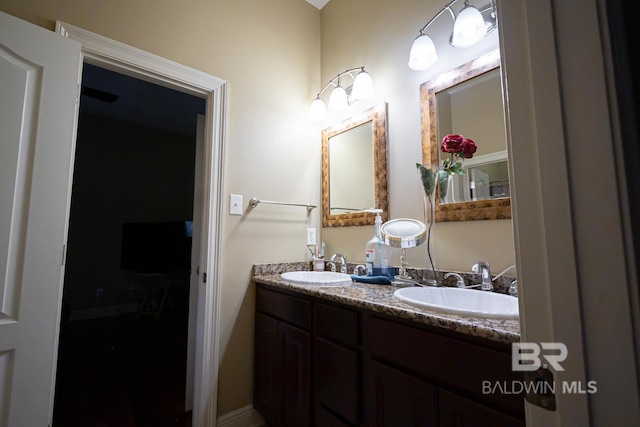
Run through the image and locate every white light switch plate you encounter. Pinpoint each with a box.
[230,194,243,216]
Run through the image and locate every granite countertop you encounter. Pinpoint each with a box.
[252,262,520,344]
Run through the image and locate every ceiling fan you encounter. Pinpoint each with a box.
[81,86,119,103]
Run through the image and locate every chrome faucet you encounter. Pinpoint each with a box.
[329,253,348,274]
[353,264,367,276]
[444,272,482,289]
[509,279,518,297]
[444,272,466,288]
[472,261,493,291]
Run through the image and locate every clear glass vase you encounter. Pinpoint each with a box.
[438,170,459,204]
[416,163,441,285]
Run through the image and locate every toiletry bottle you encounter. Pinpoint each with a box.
[364,209,394,278]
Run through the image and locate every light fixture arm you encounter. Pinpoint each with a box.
[409,0,498,71]
[417,0,458,35]
[315,66,366,98]
[309,66,374,121]
[417,0,497,36]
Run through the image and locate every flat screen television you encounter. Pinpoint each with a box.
[121,221,193,273]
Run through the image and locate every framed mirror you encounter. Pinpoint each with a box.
[322,103,389,227]
[420,49,511,222]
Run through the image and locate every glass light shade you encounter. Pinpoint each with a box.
[328,85,349,111]
[351,70,374,100]
[309,96,327,121]
[408,34,438,70]
[451,5,486,47]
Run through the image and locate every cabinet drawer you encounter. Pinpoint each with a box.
[256,286,311,330]
[367,316,524,413]
[315,303,358,347]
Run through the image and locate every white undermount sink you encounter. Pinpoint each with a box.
[394,286,519,319]
[280,271,353,286]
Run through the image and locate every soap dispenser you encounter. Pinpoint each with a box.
[364,209,394,278]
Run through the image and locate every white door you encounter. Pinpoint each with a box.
[499,0,640,425]
[0,12,81,426]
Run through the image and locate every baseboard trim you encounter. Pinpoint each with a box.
[216,404,265,427]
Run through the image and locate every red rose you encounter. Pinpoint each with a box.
[441,134,465,153]
[461,138,477,158]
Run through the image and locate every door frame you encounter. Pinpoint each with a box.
[498,0,640,425]
[55,21,227,426]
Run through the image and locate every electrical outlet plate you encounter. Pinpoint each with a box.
[306,228,317,246]
[230,194,243,216]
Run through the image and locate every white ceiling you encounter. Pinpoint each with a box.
[305,0,330,10]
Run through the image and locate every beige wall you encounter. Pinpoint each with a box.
[319,0,515,274]
[1,0,517,417]
[0,0,321,416]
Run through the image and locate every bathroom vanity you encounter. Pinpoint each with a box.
[252,264,524,427]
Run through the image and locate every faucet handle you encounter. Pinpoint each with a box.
[509,279,518,297]
[472,260,490,273]
[354,264,366,276]
[444,272,466,287]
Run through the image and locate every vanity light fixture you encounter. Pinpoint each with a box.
[408,0,497,71]
[309,67,374,121]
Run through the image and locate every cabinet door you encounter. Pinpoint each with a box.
[367,316,523,413]
[365,360,438,427]
[315,338,358,424]
[254,313,279,426]
[279,322,311,427]
[439,389,525,427]
[316,405,353,427]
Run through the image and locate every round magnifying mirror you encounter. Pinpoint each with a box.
[380,218,427,249]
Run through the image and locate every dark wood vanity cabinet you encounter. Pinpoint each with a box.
[438,389,524,427]
[365,359,438,426]
[254,284,524,427]
[365,316,525,427]
[314,303,360,426]
[254,287,312,427]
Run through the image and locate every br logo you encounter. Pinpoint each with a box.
[512,342,568,371]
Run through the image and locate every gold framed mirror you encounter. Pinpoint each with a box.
[322,103,389,227]
[420,50,511,222]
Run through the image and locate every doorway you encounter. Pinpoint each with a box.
[52,64,205,426]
